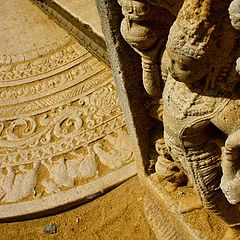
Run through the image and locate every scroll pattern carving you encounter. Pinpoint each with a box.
[0,39,85,84]
[0,84,122,167]
[0,37,134,207]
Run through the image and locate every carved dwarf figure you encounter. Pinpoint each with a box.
[119,0,240,238]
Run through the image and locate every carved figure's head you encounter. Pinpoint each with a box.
[120,19,159,50]
[229,0,240,31]
[118,0,150,21]
[119,0,173,50]
[165,0,228,84]
[166,22,209,83]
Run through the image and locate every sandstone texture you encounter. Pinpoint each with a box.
[0,177,156,240]
[0,0,136,220]
[98,0,240,239]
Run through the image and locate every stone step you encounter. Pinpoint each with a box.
[32,0,109,65]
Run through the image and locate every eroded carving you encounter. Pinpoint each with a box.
[118,0,176,96]
[94,129,134,169]
[119,0,240,238]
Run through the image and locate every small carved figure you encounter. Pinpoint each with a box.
[0,162,40,202]
[42,147,98,194]
[118,0,175,96]
[93,129,133,169]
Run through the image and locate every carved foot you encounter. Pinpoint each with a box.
[155,156,188,191]
[220,172,240,205]
[223,226,240,240]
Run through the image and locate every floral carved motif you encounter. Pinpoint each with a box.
[0,34,135,210]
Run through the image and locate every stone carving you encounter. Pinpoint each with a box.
[118,0,240,238]
[93,129,134,169]
[41,147,98,194]
[118,0,176,97]
[0,0,136,220]
[0,161,40,203]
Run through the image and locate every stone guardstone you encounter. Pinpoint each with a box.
[0,0,136,221]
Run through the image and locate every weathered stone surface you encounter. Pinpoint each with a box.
[144,175,228,240]
[32,0,108,65]
[97,0,240,239]
[48,0,103,38]
[0,0,136,221]
[0,177,156,240]
[96,0,152,177]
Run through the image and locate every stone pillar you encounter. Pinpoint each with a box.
[96,0,153,176]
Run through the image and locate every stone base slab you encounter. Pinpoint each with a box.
[143,174,227,240]
[0,0,137,221]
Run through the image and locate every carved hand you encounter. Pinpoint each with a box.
[220,130,240,204]
[229,0,240,75]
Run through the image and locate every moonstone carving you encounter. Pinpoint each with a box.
[118,0,240,238]
[0,0,136,220]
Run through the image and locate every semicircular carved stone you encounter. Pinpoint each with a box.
[0,0,136,220]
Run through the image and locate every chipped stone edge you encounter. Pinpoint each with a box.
[0,162,137,222]
[31,0,109,66]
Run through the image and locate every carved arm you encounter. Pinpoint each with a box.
[220,130,240,204]
[118,0,174,97]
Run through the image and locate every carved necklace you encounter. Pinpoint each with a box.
[163,76,216,120]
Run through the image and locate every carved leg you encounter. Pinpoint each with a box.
[186,143,240,231]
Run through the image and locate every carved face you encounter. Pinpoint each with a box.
[165,20,210,84]
[166,50,209,84]
[118,0,149,21]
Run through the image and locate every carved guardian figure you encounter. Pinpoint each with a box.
[118,0,240,238]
